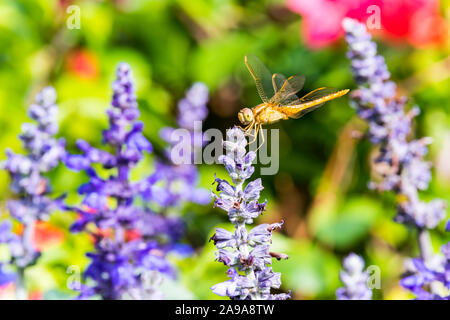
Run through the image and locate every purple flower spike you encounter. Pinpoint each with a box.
[65,63,186,300]
[343,18,447,230]
[343,18,449,300]
[0,86,66,299]
[336,253,372,300]
[210,127,289,300]
[400,246,450,300]
[145,82,210,208]
[177,82,209,130]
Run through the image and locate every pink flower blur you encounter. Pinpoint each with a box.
[286,0,447,48]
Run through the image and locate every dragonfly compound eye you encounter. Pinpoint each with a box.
[238,108,253,125]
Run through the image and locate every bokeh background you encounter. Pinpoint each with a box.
[0,0,449,299]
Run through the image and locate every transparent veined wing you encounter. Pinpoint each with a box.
[270,75,305,105]
[245,55,275,103]
[272,73,287,93]
[275,88,349,119]
[299,87,338,102]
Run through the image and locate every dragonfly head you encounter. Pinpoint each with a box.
[238,108,253,125]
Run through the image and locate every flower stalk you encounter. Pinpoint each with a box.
[343,18,448,299]
[0,87,66,299]
[64,63,186,299]
[209,127,290,300]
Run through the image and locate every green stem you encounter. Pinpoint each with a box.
[15,216,36,300]
[16,268,27,300]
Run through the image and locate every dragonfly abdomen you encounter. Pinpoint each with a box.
[296,89,350,108]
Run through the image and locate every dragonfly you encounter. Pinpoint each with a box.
[238,55,350,148]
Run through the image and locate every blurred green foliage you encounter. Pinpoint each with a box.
[0,0,449,299]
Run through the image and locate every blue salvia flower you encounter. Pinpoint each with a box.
[342,18,447,229]
[0,87,66,298]
[152,82,210,208]
[64,63,185,300]
[343,18,448,299]
[0,263,16,286]
[176,82,209,131]
[209,127,290,300]
[336,253,372,300]
[400,242,450,300]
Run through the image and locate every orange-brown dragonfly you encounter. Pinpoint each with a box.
[238,55,349,148]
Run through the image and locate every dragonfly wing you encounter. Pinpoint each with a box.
[245,55,275,103]
[270,75,305,104]
[277,104,324,119]
[272,73,287,93]
[298,87,338,102]
[277,87,348,119]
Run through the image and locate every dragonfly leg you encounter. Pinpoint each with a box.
[244,121,255,131]
[248,124,259,145]
[247,122,257,134]
[237,122,252,132]
[244,121,256,138]
[255,124,265,151]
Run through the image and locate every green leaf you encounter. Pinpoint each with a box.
[271,234,340,298]
[315,197,383,249]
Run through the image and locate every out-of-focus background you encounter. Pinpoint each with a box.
[0,0,449,299]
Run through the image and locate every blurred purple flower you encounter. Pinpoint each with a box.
[0,86,65,298]
[144,82,210,208]
[343,18,448,300]
[64,63,186,300]
[343,18,446,229]
[0,264,15,286]
[210,127,290,300]
[336,253,372,300]
[176,82,209,130]
[400,243,450,300]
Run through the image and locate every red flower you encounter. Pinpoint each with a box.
[15,221,64,251]
[33,221,65,251]
[66,49,99,79]
[125,229,142,242]
[28,290,43,300]
[58,0,73,9]
[286,0,447,48]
